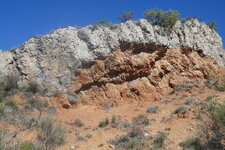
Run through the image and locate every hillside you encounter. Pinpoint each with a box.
[0,17,225,150]
[0,19,224,90]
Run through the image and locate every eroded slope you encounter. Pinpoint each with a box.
[70,43,225,104]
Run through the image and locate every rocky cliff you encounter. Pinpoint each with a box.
[0,19,224,89]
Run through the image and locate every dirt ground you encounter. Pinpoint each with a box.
[51,86,224,150]
[1,84,224,150]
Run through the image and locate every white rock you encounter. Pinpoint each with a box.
[70,145,75,149]
[144,132,149,137]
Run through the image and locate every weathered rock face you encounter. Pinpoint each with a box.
[0,19,224,89]
[69,44,225,104]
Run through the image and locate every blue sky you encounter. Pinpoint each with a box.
[0,0,224,50]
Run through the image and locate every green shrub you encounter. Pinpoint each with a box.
[207,100,225,126]
[111,115,118,126]
[0,75,19,101]
[0,129,6,149]
[180,138,204,150]
[110,115,121,128]
[73,119,84,127]
[0,130,34,150]
[132,114,149,126]
[205,75,225,91]
[0,75,19,92]
[0,99,18,114]
[174,106,188,115]
[3,99,18,113]
[93,19,118,30]
[0,129,19,150]
[25,98,43,111]
[26,81,41,94]
[98,118,109,128]
[146,106,159,114]
[206,21,218,31]
[19,141,34,150]
[117,12,134,23]
[0,103,4,114]
[214,78,225,91]
[144,8,180,28]
[205,95,217,102]
[110,127,150,149]
[95,19,113,27]
[35,117,65,150]
[152,131,167,149]
[0,90,7,102]
[193,98,225,149]
[4,100,17,108]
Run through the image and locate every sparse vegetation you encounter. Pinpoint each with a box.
[4,99,17,108]
[117,12,134,23]
[206,76,225,91]
[180,138,204,150]
[214,78,225,91]
[183,97,225,149]
[110,127,150,149]
[0,129,7,149]
[152,131,167,149]
[0,90,7,102]
[25,98,43,111]
[0,99,18,115]
[73,119,84,127]
[25,81,41,94]
[66,93,80,105]
[3,99,18,113]
[184,98,196,105]
[45,106,57,114]
[77,133,92,141]
[111,115,120,128]
[119,121,132,130]
[205,95,217,102]
[0,75,19,93]
[0,129,20,150]
[19,141,34,150]
[132,114,149,126]
[0,75,19,102]
[144,8,180,28]
[174,106,188,115]
[0,103,4,114]
[172,82,196,93]
[111,115,117,124]
[94,19,116,29]
[98,118,109,128]
[146,106,159,114]
[35,117,65,150]
[206,21,218,31]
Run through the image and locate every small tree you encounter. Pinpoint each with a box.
[144,8,180,28]
[206,21,218,31]
[117,12,134,23]
[96,19,112,26]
